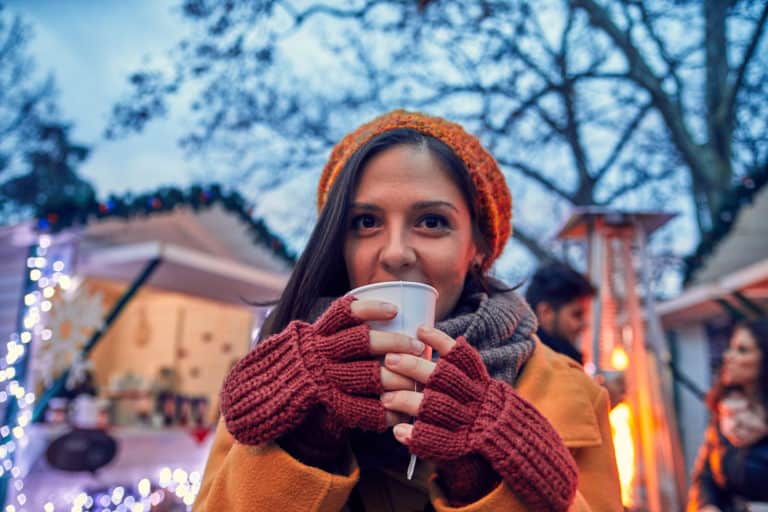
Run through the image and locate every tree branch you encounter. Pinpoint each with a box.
[495,157,574,202]
[722,1,768,122]
[599,164,677,205]
[595,101,653,180]
[570,0,705,184]
[512,227,557,262]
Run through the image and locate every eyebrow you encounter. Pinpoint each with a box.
[350,201,458,212]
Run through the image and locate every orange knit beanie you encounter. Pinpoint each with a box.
[317,110,512,269]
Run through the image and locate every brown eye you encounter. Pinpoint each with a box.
[351,214,377,231]
[417,214,449,230]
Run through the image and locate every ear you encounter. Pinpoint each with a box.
[535,302,554,330]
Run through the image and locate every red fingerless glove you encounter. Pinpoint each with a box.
[220,296,387,449]
[410,337,578,511]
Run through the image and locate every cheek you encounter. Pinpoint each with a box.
[429,255,473,318]
[344,240,367,287]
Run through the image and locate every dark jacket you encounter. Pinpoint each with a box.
[687,424,768,511]
[537,328,584,365]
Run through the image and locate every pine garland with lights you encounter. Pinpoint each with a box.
[683,166,768,284]
[34,184,296,264]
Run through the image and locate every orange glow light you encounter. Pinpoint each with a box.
[610,402,635,507]
[611,346,629,371]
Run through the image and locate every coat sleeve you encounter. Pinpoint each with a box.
[686,425,730,512]
[430,388,622,512]
[192,419,359,512]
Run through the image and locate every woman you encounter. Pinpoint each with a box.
[688,320,768,512]
[193,110,621,511]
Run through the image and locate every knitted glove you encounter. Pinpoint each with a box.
[220,295,386,450]
[409,337,578,511]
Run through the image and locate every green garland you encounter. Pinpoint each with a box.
[683,166,768,284]
[35,184,296,265]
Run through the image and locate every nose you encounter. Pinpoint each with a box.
[379,229,416,273]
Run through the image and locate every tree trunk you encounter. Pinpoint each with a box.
[703,0,734,220]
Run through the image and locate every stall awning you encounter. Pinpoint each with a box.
[77,241,288,305]
[656,258,768,327]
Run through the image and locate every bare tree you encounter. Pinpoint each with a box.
[0,5,93,218]
[107,0,768,259]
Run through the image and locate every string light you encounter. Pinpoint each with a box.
[1,235,79,510]
[29,467,202,511]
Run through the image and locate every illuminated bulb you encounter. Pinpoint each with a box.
[53,260,64,271]
[158,467,172,486]
[44,503,54,512]
[6,504,16,511]
[20,332,32,343]
[24,294,36,306]
[172,468,187,484]
[40,301,52,312]
[131,504,145,512]
[39,235,51,248]
[15,494,25,506]
[43,286,55,298]
[59,275,72,290]
[137,478,151,497]
[189,471,201,484]
[38,277,50,287]
[29,269,41,281]
[41,329,52,341]
[611,346,629,371]
[112,486,125,505]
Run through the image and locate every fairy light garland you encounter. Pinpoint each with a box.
[40,466,202,511]
[1,236,204,510]
[1,234,61,510]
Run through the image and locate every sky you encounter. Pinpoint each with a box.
[6,0,197,195]
[3,0,695,292]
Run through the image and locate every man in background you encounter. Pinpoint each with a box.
[525,261,596,365]
[526,261,626,407]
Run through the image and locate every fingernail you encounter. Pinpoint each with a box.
[394,424,408,437]
[381,303,398,314]
[385,353,401,365]
[419,325,434,334]
[381,392,394,404]
[410,338,425,354]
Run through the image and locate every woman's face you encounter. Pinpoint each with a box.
[722,327,763,387]
[344,144,480,321]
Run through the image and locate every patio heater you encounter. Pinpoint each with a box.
[556,208,686,512]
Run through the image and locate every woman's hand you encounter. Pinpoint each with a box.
[382,328,578,511]
[349,299,427,402]
[377,325,455,434]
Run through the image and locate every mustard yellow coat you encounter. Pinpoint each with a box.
[193,339,622,511]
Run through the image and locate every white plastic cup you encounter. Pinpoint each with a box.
[346,281,438,480]
[347,281,438,354]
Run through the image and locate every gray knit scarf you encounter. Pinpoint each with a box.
[436,280,538,385]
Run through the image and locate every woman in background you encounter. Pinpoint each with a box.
[688,319,768,512]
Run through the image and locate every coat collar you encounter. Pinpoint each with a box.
[515,337,603,447]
